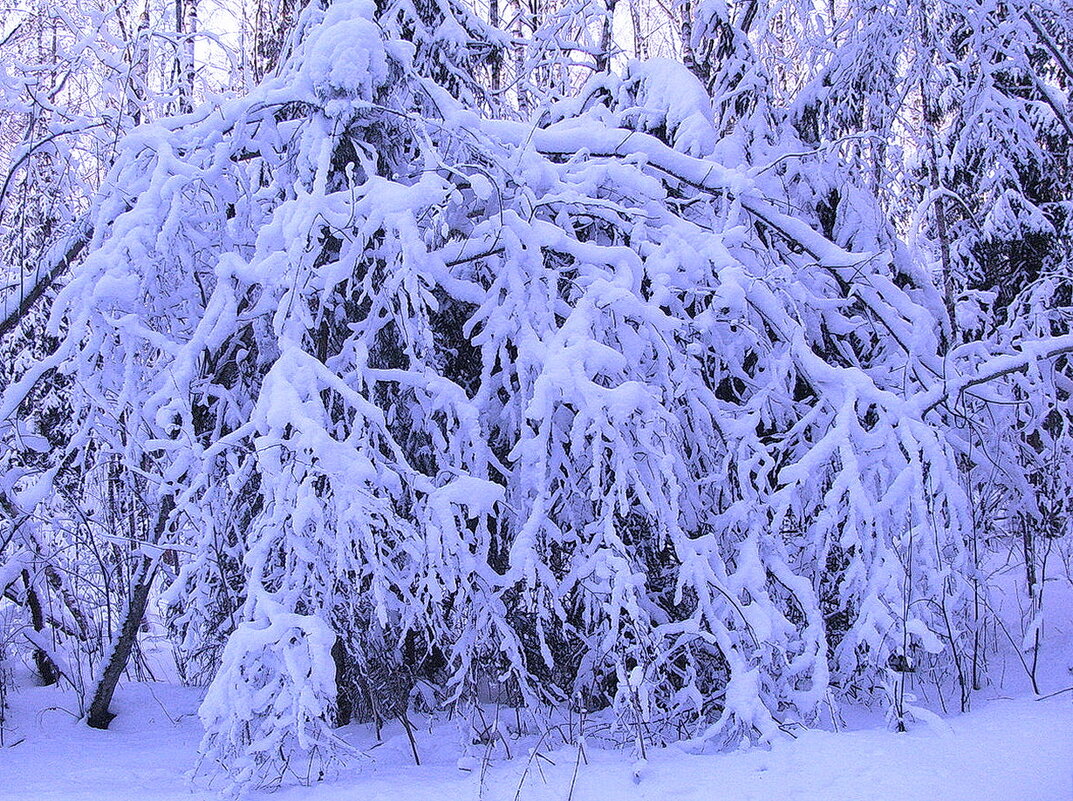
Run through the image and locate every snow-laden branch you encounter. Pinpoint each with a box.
[0,221,90,341]
[916,333,1073,416]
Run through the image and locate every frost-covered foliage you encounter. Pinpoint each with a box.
[938,0,1073,315]
[782,0,1073,673]
[0,0,1071,793]
[786,0,1073,320]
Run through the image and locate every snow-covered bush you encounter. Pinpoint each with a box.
[0,0,1070,792]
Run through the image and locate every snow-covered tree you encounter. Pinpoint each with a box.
[1,0,1071,793]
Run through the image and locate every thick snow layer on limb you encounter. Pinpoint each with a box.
[199,600,341,788]
[617,60,718,157]
[305,10,391,103]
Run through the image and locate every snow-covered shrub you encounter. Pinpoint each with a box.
[1,0,1071,792]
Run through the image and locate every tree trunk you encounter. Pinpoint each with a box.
[512,0,529,115]
[22,570,59,685]
[128,9,150,126]
[489,0,501,92]
[85,496,173,730]
[629,0,647,60]
[596,0,618,72]
[175,0,197,113]
[680,0,704,85]
[85,555,157,728]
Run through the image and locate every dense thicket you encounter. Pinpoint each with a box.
[0,0,1071,792]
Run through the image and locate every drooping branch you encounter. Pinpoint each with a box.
[917,333,1073,416]
[1023,7,1073,85]
[523,120,948,383]
[0,223,89,341]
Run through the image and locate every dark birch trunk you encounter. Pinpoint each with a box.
[22,570,59,685]
[85,496,173,730]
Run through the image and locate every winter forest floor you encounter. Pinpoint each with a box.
[2,671,1073,800]
[2,565,1072,801]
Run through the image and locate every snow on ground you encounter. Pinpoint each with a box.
[2,562,1071,801]
[1,678,1071,801]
